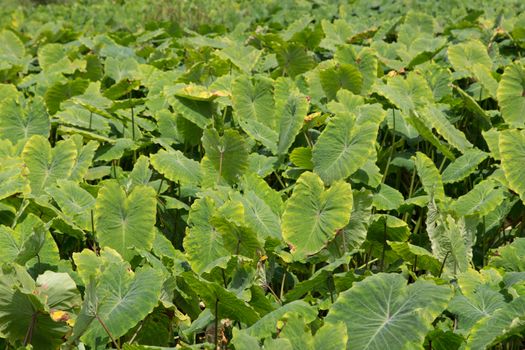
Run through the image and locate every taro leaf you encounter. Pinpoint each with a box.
[325,273,452,350]
[442,148,488,184]
[499,129,525,202]
[448,284,505,332]
[447,40,492,74]
[419,105,472,153]
[0,97,50,143]
[426,200,473,275]
[0,265,81,350]
[68,136,99,182]
[372,184,404,211]
[183,197,230,275]
[95,182,157,261]
[274,78,309,155]
[235,191,281,240]
[202,128,249,185]
[0,30,25,63]
[282,172,352,260]
[414,152,445,203]
[290,147,313,169]
[319,63,363,100]
[406,110,455,160]
[150,149,202,185]
[312,104,385,184]
[245,300,316,338]
[313,321,348,350]
[497,63,525,128]
[452,180,505,217]
[335,46,378,95]
[46,180,95,231]
[44,79,89,115]
[217,43,262,74]
[167,94,213,129]
[340,189,373,251]
[489,238,525,272]
[278,313,314,350]
[183,272,259,325]
[373,72,433,113]
[466,295,525,350]
[22,135,77,196]
[80,255,163,348]
[0,157,29,200]
[232,76,277,152]
[388,241,441,275]
[275,43,315,78]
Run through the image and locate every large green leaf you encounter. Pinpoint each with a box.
[497,63,525,127]
[0,265,81,350]
[466,295,525,350]
[274,78,309,155]
[325,273,452,350]
[282,172,352,260]
[95,182,157,261]
[183,197,229,274]
[150,149,202,185]
[414,152,445,203]
[499,129,525,202]
[312,104,385,184]
[232,76,277,152]
[77,250,163,348]
[426,200,473,275]
[22,135,77,196]
[319,63,363,100]
[442,148,488,184]
[0,97,50,143]
[202,129,249,185]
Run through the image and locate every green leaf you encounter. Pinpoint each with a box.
[0,265,81,350]
[374,72,433,113]
[232,76,277,152]
[419,105,472,153]
[0,98,50,143]
[448,40,492,74]
[489,238,525,272]
[499,129,525,203]
[95,182,157,261]
[497,63,525,128]
[80,253,163,348]
[282,172,352,260]
[452,180,505,217]
[325,273,452,350]
[46,180,95,231]
[312,104,385,184]
[22,135,77,196]
[426,200,473,275]
[414,152,445,203]
[274,78,309,155]
[183,197,230,274]
[245,300,316,338]
[150,149,202,185]
[183,272,260,325]
[314,322,348,350]
[290,147,313,169]
[319,63,363,100]
[466,295,525,350]
[372,184,404,211]
[442,148,488,184]
[275,43,315,78]
[202,129,249,185]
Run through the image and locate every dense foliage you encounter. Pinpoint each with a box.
[1,0,525,349]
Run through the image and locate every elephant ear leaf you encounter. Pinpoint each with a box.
[0,265,81,350]
[202,128,249,185]
[325,273,452,350]
[79,251,163,348]
[95,182,157,261]
[499,129,525,203]
[0,97,50,143]
[497,63,525,128]
[312,104,385,184]
[282,172,353,261]
[22,135,77,197]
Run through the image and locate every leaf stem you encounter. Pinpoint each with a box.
[96,315,121,350]
[214,298,219,350]
[23,311,38,346]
